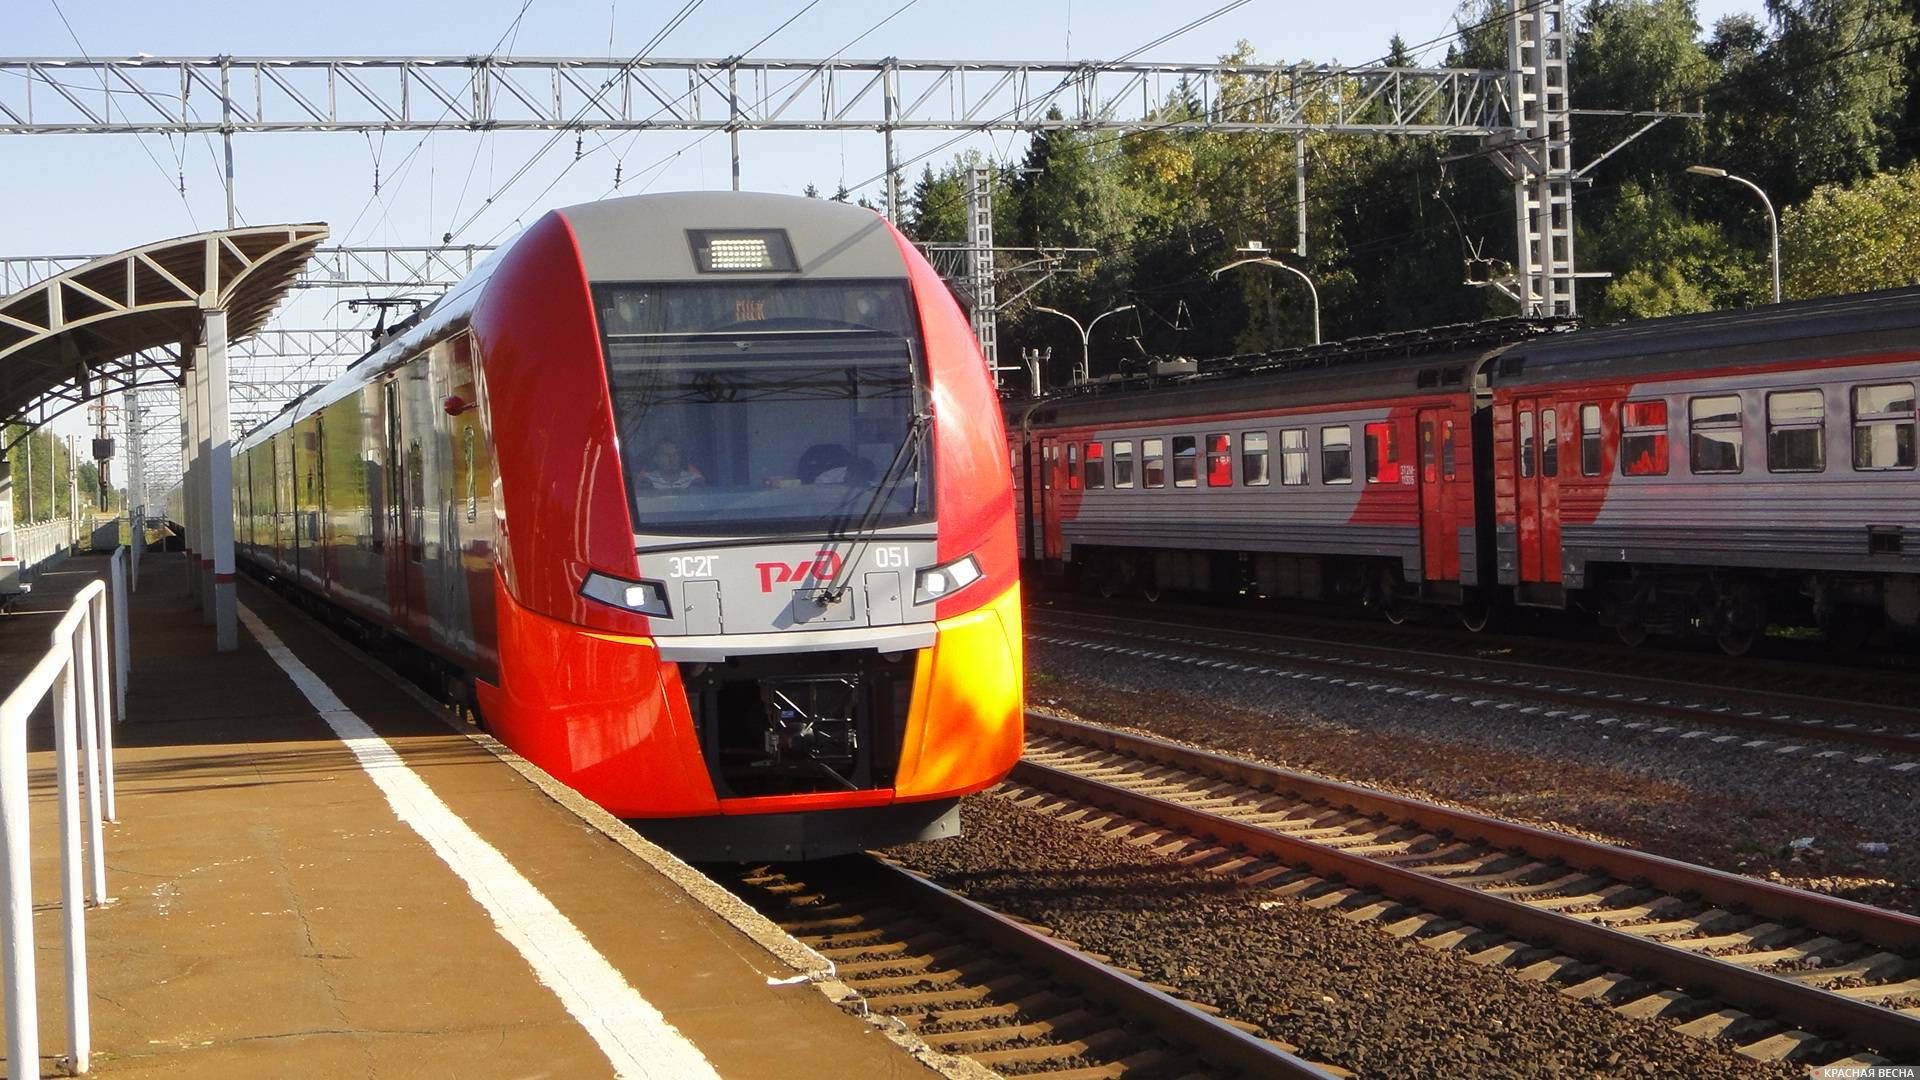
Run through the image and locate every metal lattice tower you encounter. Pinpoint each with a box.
[1490,0,1577,315]
[965,167,1001,382]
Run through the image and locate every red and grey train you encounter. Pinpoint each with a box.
[222,192,1024,859]
[1010,287,1920,654]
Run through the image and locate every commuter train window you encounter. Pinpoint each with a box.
[1851,383,1916,471]
[1441,419,1458,480]
[1040,444,1054,489]
[1580,403,1603,476]
[1113,440,1136,488]
[1321,425,1352,484]
[1363,422,1398,484]
[1518,410,1536,478]
[1206,433,1233,487]
[1083,441,1106,489]
[1172,435,1199,488]
[1688,395,1743,474]
[465,428,479,522]
[1620,399,1669,476]
[1242,432,1271,486]
[1540,408,1559,477]
[1143,438,1167,488]
[1280,428,1309,485]
[1065,442,1081,490]
[1766,389,1825,473]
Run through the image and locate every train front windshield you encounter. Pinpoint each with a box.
[597,281,933,538]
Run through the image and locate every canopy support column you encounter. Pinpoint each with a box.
[181,355,199,600]
[203,310,237,651]
[124,389,142,589]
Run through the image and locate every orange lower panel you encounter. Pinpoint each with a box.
[477,577,1026,819]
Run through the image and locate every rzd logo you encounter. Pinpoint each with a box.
[756,551,842,592]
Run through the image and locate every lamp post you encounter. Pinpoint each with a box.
[1033,304,1137,384]
[1686,165,1781,304]
[1212,241,1321,345]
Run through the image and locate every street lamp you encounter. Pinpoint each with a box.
[1212,241,1321,345]
[1033,304,1137,384]
[1686,165,1781,304]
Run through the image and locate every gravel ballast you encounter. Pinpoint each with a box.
[890,796,1801,1080]
[1028,638,1920,915]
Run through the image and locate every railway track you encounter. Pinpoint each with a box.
[1012,711,1920,1066]
[717,855,1339,1078]
[1028,607,1920,761]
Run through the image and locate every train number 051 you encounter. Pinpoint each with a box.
[872,546,910,569]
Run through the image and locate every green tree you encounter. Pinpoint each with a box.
[1588,182,1765,319]
[1760,0,1915,200]
[1782,162,1920,296]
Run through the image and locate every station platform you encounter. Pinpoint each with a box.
[4,553,943,1079]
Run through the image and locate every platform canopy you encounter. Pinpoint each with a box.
[0,223,328,440]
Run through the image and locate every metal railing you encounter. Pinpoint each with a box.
[13,520,79,576]
[1,547,127,1078]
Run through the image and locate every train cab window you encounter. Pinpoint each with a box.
[1065,442,1081,490]
[1580,404,1603,476]
[1688,395,1743,474]
[1113,441,1136,488]
[1767,390,1826,473]
[1540,408,1559,477]
[1852,383,1916,471]
[1321,426,1352,484]
[1621,399,1670,476]
[1242,432,1271,486]
[1143,438,1167,488]
[1518,410,1536,478]
[1206,433,1233,487]
[1363,422,1399,484]
[1172,435,1199,488]
[1083,442,1106,489]
[1280,428,1308,485]
[1441,420,1459,480]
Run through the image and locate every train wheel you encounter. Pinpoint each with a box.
[1715,624,1757,657]
[1140,577,1162,603]
[1714,585,1764,657]
[1615,620,1648,648]
[1456,599,1491,633]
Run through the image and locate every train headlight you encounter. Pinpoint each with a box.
[581,571,672,618]
[913,555,982,605]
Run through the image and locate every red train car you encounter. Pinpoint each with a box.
[233,192,1023,859]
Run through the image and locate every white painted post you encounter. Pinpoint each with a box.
[52,638,92,1075]
[0,685,39,1080]
[126,389,143,590]
[71,603,108,905]
[194,343,215,623]
[91,574,118,826]
[204,310,237,652]
[182,366,199,600]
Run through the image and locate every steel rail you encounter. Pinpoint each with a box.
[1017,713,1920,1059]
[870,858,1334,1078]
[1029,610,1920,755]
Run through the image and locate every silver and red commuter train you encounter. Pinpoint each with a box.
[1009,287,1920,654]
[214,191,1024,859]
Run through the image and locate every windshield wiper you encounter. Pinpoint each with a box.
[816,409,933,604]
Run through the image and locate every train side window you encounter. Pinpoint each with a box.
[1688,395,1743,474]
[1766,389,1825,473]
[465,427,480,521]
[1321,425,1352,484]
[1242,432,1271,486]
[1518,410,1536,478]
[1363,421,1398,483]
[1621,399,1669,476]
[1040,443,1054,489]
[1113,440,1136,488]
[1280,428,1308,485]
[1172,435,1199,488]
[1206,433,1233,487]
[1441,419,1458,480]
[1065,442,1081,490]
[1143,438,1166,488]
[1083,441,1106,489]
[1851,383,1916,471]
[1580,403,1602,476]
[1541,408,1558,477]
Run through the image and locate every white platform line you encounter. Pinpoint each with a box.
[238,604,720,1080]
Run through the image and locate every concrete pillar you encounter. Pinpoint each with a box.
[125,389,143,589]
[193,341,214,623]
[203,309,237,652]
[182,362,199,599]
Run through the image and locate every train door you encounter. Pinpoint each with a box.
[383,379,411,629]
[1512,396,1564,597]
[1038,437,1063,560]
[1416,407,1455,585]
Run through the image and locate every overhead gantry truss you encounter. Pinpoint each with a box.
[0,56,1513,137]
[1,244,497,295]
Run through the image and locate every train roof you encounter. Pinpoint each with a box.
[1492,285,1920,386]
[557,190,905,283]
[1013,318,1565,428]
